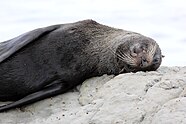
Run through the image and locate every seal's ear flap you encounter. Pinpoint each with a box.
[0,25,60,63]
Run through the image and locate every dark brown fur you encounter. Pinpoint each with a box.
[0,20,162,112]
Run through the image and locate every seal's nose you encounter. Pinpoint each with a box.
[152,56,160,65]
[140,57,148,67]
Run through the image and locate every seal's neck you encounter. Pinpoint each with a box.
[87,31,129,75]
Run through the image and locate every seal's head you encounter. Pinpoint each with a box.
[115,34,162,73]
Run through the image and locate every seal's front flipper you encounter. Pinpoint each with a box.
[0,83,70,112]
[0,25,60,63]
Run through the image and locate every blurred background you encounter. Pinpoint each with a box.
[0,0,185,66]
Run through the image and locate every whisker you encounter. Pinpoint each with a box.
[108,47,127,62]
[118,51,136,66]
[148,43,157,63]
[117,50,128,61]
[107,46,136,66]
[119,51,134,63]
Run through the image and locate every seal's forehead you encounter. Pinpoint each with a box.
[129,43,141,50]
[134,36,156,43]
[134,37,157,48]
[122,34,156,44]
[117,36,152,50]
[129,41,150,48]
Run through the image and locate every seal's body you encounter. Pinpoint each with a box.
[0,20,162,112]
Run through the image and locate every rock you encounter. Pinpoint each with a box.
[151,97,186,124]
[0,66,186,124]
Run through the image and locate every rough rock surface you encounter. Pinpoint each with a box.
[0,66,186,124]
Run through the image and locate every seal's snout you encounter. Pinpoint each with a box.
[151,55,162,67]
[152,57,160,64]
[140,57,148,67]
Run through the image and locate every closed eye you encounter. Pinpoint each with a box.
[126,64,136,72]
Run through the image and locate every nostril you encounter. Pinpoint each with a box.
[153,58,159,64]
[140,58,148,67]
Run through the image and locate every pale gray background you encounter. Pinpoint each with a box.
[0,0,185,66]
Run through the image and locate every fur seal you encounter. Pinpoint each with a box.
[0,19,162,112]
